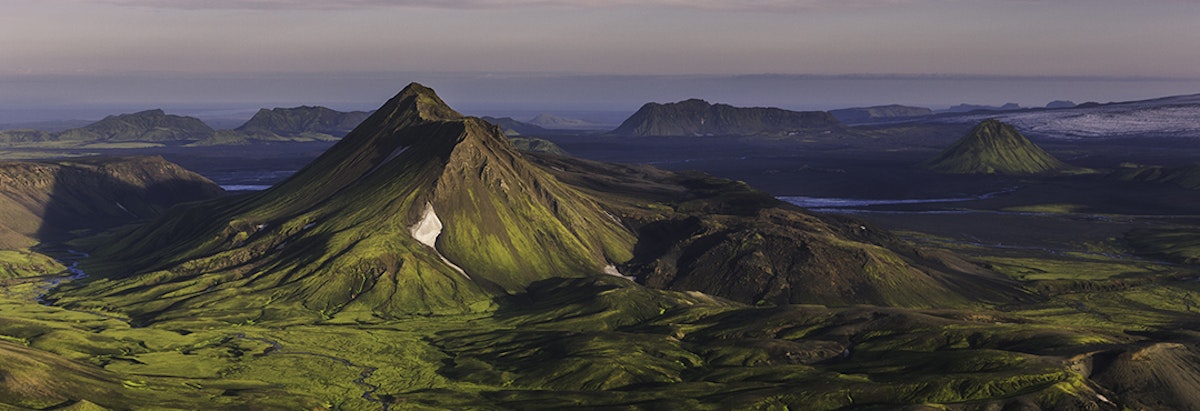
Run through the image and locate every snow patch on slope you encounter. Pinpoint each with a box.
[411,202,470,279]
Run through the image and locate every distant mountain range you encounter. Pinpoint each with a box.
[611,99,842,137]
[526,113,608,130]
[922,119,1071,175]
[1111,163,1200,190]
[0,106,374,147]
[829,104,934,123]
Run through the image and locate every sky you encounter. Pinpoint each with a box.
[4,0,1200,123]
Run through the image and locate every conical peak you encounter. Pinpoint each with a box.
[382,82,463,122]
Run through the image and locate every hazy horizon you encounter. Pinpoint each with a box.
[5,72,1200,125]
[6,0,1200,124]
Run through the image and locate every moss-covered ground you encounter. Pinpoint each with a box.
[3,245,1196,410]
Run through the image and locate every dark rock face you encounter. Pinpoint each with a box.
[612,99,842,136]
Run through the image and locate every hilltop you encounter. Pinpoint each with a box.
[611,99,842,137]
[922,119,1071,175]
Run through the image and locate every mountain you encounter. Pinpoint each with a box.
[940,103,1022,114]
[235,106,372,138]
[1045,100,1077,109]
[480,116,548,136]
[829,104,933,123]
[922,119,1070,175]
[527,113,607,130]
[60,83,636,321]
[55,109,214,142]
[57,84,1016,324]
[1111,163,1200,190]
[611,99,842,137]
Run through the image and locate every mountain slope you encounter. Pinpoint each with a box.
[56,110,214,142]
[922,119,1070,175]
[59,83,636,321]
[611,99,841,137]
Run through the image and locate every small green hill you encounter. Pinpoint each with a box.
[922,119,1069,175]
[611,99,842,137]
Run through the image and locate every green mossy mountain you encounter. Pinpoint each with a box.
[922,119,1070,175]
[0,156,223,249]
[611,99,842,137]
[60,83,636,320]
[56,109,215,142]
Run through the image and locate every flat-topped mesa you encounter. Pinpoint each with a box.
[611,98,842,137]
[61,83,635,321]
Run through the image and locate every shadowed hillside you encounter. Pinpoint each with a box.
[0,156,223,249]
